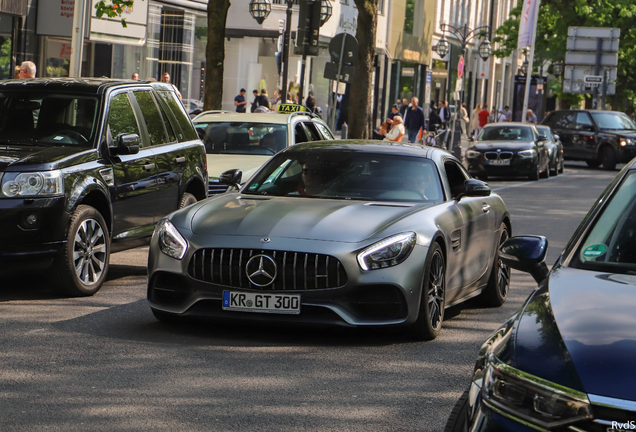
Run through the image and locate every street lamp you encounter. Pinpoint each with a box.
[320,0,332,26]
[434,38,450,58]
[478,39,492,61]
[249,0,271,24]
[520,59,529,76]
[552,60,563,76]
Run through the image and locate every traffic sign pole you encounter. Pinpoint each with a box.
[330,31,348,132]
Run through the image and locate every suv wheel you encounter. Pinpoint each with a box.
[179,192,197,209]
[54,205,110,297]
[601,146,617,171]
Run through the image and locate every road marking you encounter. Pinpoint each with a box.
[491,170,579,192]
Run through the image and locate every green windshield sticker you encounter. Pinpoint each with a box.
[583,244,607,258]
[249,183,259,190]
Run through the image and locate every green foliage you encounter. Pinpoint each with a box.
[94,0,142,28]
[493,0,636,112]
[403,0,414,34]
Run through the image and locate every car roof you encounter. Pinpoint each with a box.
[0,77,174,95]
[278,139,455,160]
[547,109,625,115]
[192,111,317,124]
[483,122,534,128]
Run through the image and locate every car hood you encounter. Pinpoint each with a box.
[0,145,96,170]
[206,154,271,181]
[470,141,535,152]
[535,266,636,401]
[185,193,427,243]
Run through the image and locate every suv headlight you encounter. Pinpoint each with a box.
[466,150,481,158]
[482,354,592,429]
[517,149,537,158]
[620,138,635,146]
[357,232,416,271]
[155,219,188,260]
[1,170,64,197]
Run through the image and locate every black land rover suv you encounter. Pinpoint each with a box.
[542,110,636,170]
[0,78,208,296]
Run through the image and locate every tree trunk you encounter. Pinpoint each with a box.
[349,0,378,139]
[204,0,231,110]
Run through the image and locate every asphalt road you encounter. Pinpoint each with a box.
[0,162,620,432]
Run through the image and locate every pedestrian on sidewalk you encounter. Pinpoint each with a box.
[403,97,425,143]
[497,109,507,122]
[471,104,481,139]
[526,109,538,124]
[476,104,489,140]
[234,88,247,113]
[460,103,469,136]
[250,89,259,112]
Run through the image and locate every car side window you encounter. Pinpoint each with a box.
[107,92,141,145]
[154,92,177,142]
[314,121,334,140]
[133,91,168,146]
[444,160,468,199]
[303,122,321,141]
[294,123,308,143]
[576,112,594,131]
[154,91,198,142]
[552,112,576,130]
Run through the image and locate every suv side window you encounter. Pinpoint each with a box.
[303,122,321,141]
[154,91,198,142]
[576,112,595,131]
[551,112,576,130]
[154,93,177,142]
[107,93,141,144]
[134,91,168,146]
[295,123,308,143]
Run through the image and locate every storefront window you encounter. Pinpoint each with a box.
[43,38,90,77]
[112,45,144,79]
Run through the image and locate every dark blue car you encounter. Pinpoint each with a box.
[446,159,636,431]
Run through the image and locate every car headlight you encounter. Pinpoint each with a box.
[466,150,481,158]
[357,232,416,271]
[155,219,188,260]
[482,353,592,429]
[517,149,537,158]
[620,138,635,146]
[1,170,64,197]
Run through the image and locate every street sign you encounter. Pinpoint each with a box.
[323,62,356,83]
[567,37,619,52]
[458,56,464,79]
[329,33,358,65]
[584,75,603,84]
[565,51,618,66]
[567,27,620,39]
[564,66,617,82]
[563,79,615,95]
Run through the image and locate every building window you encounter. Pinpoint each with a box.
[378,0,384,14]
[403,0,414,34]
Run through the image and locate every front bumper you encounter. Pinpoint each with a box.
[617,145,636,163]
[467,156,538,178]
[147,232,430,327]
[0,196,69,270]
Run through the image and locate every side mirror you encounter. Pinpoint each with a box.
[554,134,560,141]
[499,235,549,283]
[109,134,140,156]
[219,169,242,187]
[455,179,491,201]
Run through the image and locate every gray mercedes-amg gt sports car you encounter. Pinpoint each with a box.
[147,141,512,340]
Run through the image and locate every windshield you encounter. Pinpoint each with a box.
[590,112,636,131]
[0,91,99,148]
[195,121,288,155]
[479,126,534,142]
[243,149,444,203]
[571,171,636,275]
[536,127,553,140]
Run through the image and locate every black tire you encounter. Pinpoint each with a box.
[53,205,110,297]
[411,243,445,341]
[481,223,511,307]
[550,157,558,176]
[151,307,180,323]
[586,159,601,168]
[528,163,540,181]
[558,157,565,173]
[179,192,197,209]
[601,146,617,171]
[444,389,470,432]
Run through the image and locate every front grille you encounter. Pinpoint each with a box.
[188,248,348,290]
[208,180,230,196]
[484,151,513,160]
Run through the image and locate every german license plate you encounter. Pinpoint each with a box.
[222,291,301,315]
[488,159,511,166]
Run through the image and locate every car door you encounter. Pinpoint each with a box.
[131,89,180,220]
[442,159,495,300]
[545,111,577,159]
[574,112,598,159]
[106,91,159,243]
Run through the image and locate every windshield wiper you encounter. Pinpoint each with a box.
[0,138,42,146]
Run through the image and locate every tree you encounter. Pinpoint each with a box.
[348,0,379,139]
[96,0,230,111]
[492,0,636,112]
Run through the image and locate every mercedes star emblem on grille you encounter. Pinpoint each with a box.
[261,237,271,243]
[245,254,278,287]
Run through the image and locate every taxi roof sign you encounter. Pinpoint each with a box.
[277,103,307,113]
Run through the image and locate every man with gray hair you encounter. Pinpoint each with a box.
[19,61,36,78]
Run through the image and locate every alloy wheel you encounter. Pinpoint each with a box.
[428,251,445,330]
[497,230,511,299]
[73,218,107,285]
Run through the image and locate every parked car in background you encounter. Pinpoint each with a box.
[536,125,564,176]
[542,109,636,170]
[445,159,636,432]
[465,123,550,181]
[0,78,208,296]
[192,108,334,196]
[147,141,512,340]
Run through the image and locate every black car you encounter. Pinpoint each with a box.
[0,78,208,296]
[536,125,564,176]
[445,159,636,432]
[466,123,550,181]
[542,109,636,170]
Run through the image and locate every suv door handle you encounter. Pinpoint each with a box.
[482,204,491,213]
[143,163,156,171]
[174,156,186,164]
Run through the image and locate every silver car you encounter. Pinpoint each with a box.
[147,141,512,340]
